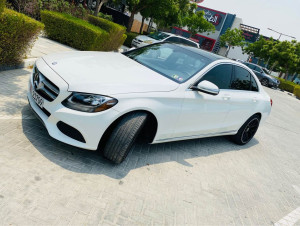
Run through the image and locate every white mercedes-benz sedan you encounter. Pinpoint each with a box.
[28,43,272,163]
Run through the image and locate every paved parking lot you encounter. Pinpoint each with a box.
[0,67,300,225]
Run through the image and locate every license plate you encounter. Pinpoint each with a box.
[32,89,44,108]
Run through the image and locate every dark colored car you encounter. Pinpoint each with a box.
[243,62,280,88]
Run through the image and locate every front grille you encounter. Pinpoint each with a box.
[33,66,59,102]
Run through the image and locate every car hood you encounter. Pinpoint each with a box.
[42,51,179,95]
[264,73,278,82]
[135,35,159,43]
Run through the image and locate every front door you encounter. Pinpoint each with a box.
[173,64,234,139]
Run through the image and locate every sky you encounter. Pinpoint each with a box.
[199,0,300,41]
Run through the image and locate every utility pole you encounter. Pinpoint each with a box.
[267,28,296,40]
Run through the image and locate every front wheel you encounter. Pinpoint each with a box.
[102,112,148,164]
[261,78,269,87]
[230,115,260,145]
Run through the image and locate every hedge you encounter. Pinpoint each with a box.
[0,0,4,14]
[88,15,126,51]
[277,77,297,93]
[276,77,300,98]
[0,9,44,66]
[41,10,110,51]
[124,32,139,47]
[294,86,300,99]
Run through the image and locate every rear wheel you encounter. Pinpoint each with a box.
[230,115,260,145]
[261,78,269,86]
[102,112,148,164]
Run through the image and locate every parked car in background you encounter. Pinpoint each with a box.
[243,62,280,88]
[132,31,200,48]
[28,43,272,164]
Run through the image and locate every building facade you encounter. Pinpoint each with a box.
[171,6,238,53]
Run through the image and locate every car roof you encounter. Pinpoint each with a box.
[170,43,226,61]
[159,32,199,45]
[244,62,262,68]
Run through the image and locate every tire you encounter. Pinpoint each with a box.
[230,115,260,145]
[261,78,269,87]
[102,112,148,164]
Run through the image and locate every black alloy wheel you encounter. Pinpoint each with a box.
[241,118,260,144]
[230,114,261,145]
[261,78,269,86]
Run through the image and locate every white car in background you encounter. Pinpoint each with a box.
[28,43,272,164]
[132,31,200,48]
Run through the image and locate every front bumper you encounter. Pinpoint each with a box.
[28,58,120,150]
[270,80,280,88]
[131,39,148,48]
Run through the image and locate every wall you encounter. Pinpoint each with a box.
[227,46,248,61]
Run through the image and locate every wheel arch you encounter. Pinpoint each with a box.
[253,112,262,120]
[98,110,158,150]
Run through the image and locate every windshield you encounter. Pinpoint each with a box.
[262,68,270,75]
[124,43,211,83]
[148,32,170,41]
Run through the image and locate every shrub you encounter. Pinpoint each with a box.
[98,12,112,21]
[88,15,126,51]
[293,85,300,99]
[42,0,89,20]
[124,32,139,47]
[0,0,5,14]
[277,77,296,93]
[41,10,110,51]
[0,8,44,66]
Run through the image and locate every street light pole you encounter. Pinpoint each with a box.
[267,28,296,40]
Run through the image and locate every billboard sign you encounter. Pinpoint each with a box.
[196,6,226,31]
[240,24,260,43]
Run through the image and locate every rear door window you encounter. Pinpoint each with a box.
[250,75,259,91]
[231,66,251,91]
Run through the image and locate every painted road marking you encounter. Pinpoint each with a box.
[274,185,300,226]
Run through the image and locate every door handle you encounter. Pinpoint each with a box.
[252,97,258,102]
[222,95,231,100]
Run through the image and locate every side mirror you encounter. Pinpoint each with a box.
[191,80,220,95]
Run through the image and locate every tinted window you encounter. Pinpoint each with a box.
[148,32,170,40]
[251,75,259,91]
[166,37,182,43]
[244,63,256,70]
[124,43,211,83]
[180,38,198,48]
[198,64,233,89]
[231,66,251,90]
[254,66,263,73]
[262,68,270,74]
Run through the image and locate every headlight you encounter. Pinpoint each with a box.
[62,92,118,113]
[144,40,153,44]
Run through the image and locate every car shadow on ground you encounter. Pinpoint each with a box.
[21,105,259,179]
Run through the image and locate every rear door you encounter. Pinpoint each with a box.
[224,65,260,131]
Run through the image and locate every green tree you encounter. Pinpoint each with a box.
[152,0,190,30]
[220,28,245,57]
[183,10,215,36]
[243,36,276,65]
[94,0,109,16]
[269,40,298,79]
